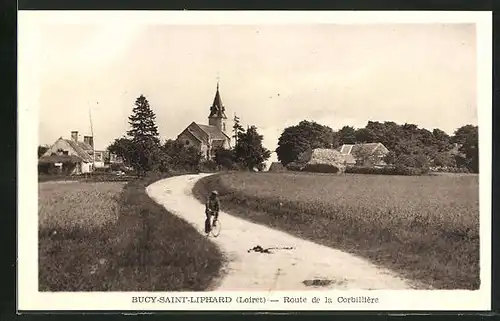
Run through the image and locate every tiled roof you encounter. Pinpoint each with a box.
[195,123,229,141]
[64,139,93,162]
[77,141,93,151]
[182,128,203,142]
[350,143,380,155]
[343,153,356,164]
[296,148,350,166]
[338,143,387,156]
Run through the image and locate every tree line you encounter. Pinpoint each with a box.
[276,120,479,173]
[107,95,271,176]
[37,93,478,175]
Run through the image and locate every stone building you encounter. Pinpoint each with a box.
[176,82,232,160]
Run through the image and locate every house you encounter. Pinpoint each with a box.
[38,130,118,175]
[176,82,231,160]
[337,142,389,167]
[38,131,94,175]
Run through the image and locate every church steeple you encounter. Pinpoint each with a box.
[208,80,228,133]
[209,80,226,119]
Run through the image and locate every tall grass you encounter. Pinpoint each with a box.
[193,171,480,290]
[39,173,223,291]
[39,181,125,291]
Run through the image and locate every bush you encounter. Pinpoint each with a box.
[302,163,343,174]
[345,165,425,176]
[199,160,218,173]
[109,163,128,172]
[429,166,471,173]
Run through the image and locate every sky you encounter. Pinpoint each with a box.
[38,23,477,163]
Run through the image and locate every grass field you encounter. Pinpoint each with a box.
[39,174,223,291]
[193,171,480,290]
[39,181,125,291]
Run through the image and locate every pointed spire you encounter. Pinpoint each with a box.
[208,77,227,119]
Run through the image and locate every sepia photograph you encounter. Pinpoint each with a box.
[18,11,491,311]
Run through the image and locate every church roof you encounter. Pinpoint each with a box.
[208,82,227,119]
[195,123,229,141]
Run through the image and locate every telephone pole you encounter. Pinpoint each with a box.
[88,101,96,174]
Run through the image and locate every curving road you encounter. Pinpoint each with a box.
[147,173,416,291]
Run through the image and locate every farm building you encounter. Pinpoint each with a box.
[176,82,231,160]
[38,130,120,175]
[287,148,348,174]
[338,142,389,167]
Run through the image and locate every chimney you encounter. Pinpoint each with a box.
[71,131,78,142]
[84,136,94,148]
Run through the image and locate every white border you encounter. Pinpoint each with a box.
[18,11,492,311]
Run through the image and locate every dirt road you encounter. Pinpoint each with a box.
[147,174,415,291]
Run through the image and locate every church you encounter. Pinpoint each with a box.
[176,82,232,160]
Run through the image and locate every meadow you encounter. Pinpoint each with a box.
[193,171,480,289]
[39,175,223,291]
[39,181,125,291]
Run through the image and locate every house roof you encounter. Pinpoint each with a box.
[77,141,93,151]
[295,148,352,167]
[195,123,230,141]
[343,154,356,164]
[39,154,85,164]
[338,143,387,156]
[180,127,203,143]
[63,139,93,162]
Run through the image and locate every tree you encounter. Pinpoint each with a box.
[108,95,161,175]
[432,129,453,152]
[338,126,357,144]
[431,151,456,168]
[232,114,245,146]
[276,120,335,166]
[38,145,49,158]
[162,139,202,171]
[354,128,373,143]
[453,125,478,173]
[331,131,342,149]
[127,95,160,141]
[234,126,271,170]
[214,147,238,170]
[364,121,386,143]
[452,125,477,145]
[107,137,135,167]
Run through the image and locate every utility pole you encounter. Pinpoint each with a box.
[88,101,96,175]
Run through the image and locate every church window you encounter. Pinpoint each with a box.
[185,140,190,145]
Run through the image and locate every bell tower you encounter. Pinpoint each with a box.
[208,80,228,133]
